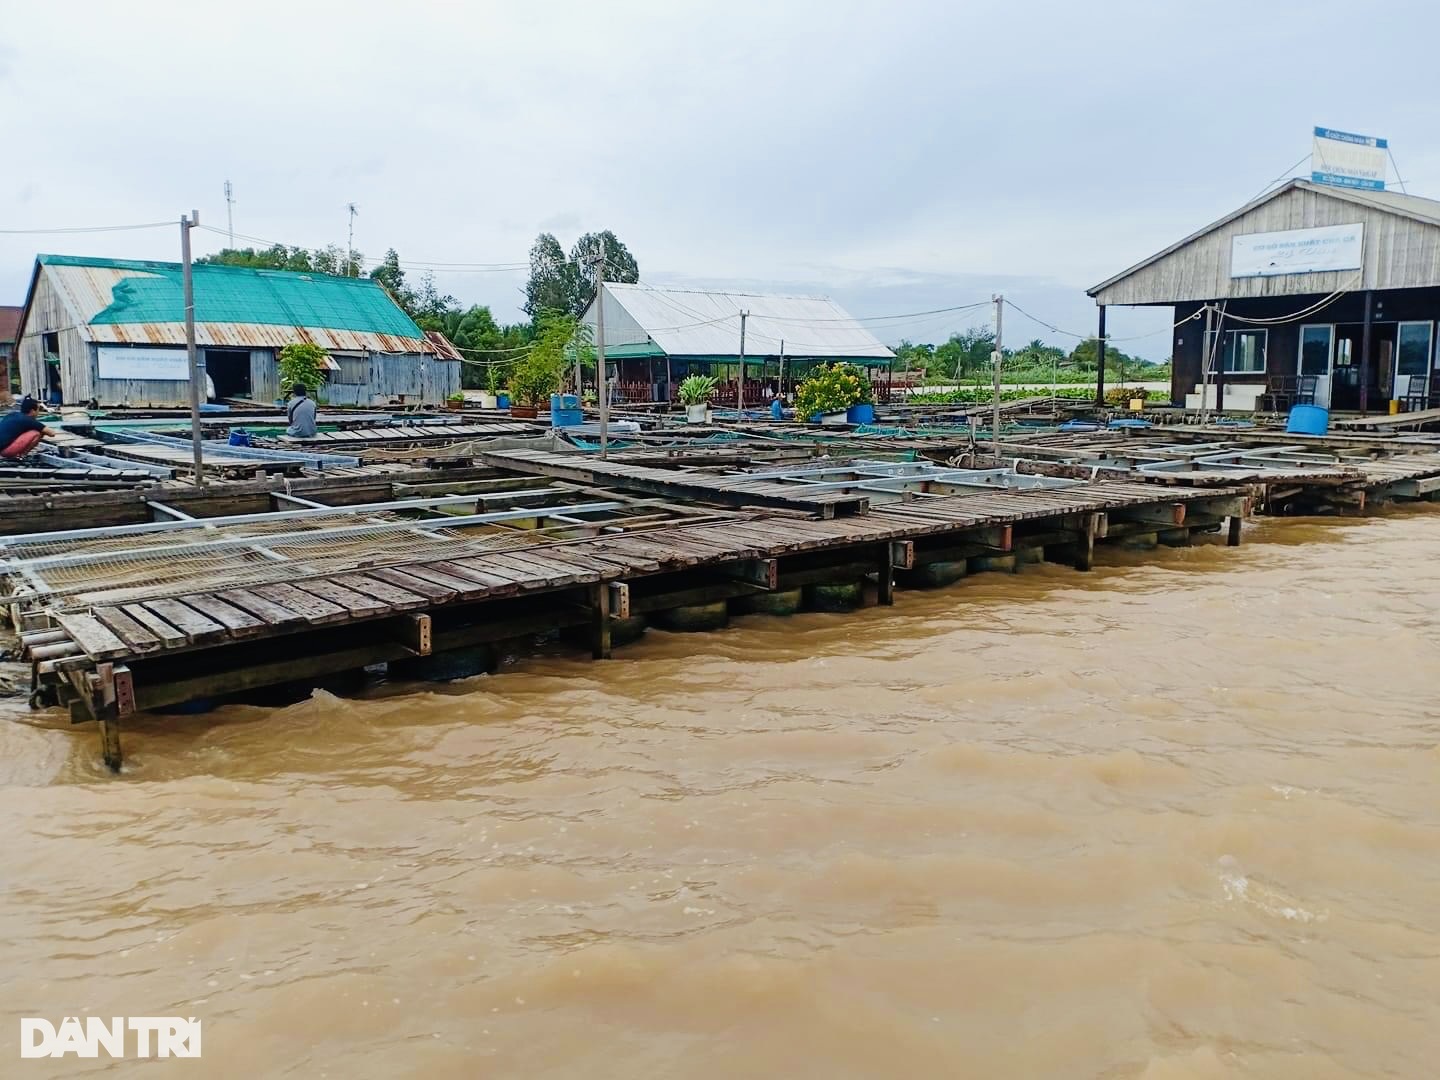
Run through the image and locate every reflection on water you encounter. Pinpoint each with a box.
[2,512,1439,1077]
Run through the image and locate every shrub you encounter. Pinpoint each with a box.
[794,363,870,419]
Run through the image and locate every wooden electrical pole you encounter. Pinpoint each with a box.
[181,210,204,487]
[738,310,749,412]
[991,294,1003,450]
[594,249,608,459]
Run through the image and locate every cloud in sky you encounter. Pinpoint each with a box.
[1,0,1435,358]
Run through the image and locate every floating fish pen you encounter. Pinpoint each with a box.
[1,453,1251,771]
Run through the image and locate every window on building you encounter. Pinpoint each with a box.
[1206,329,1267,374]
[330,353,368,385]
[42,332,59,357]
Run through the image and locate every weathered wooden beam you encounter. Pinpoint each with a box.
[715,558,779,590]
[133,640,418,712]
[1110,502,1186,528]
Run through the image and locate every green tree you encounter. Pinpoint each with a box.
[369,248,415,313]
[312,244,362,278]
[199,245,313,271]
[523,233,577,318]
[569,230,639,315]
[933,327,995,380]
[410,272,461,329]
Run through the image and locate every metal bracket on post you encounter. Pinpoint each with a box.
[399,613,432,656]
[607,582,631,620]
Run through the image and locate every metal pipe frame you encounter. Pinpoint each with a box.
[0,491,566,549]
[3,502,626,576]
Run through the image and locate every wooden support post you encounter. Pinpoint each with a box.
[90,662,122,773]
[1359,290,1373,416]
[589,582,611,659]
[877,546,895,606]
[1226,515,1243,547]
[1075,512,1099,571]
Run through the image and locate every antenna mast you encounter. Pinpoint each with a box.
[223,180,235,247]
[346,202,359,274]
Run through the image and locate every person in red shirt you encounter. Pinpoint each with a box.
[0,397,58,459]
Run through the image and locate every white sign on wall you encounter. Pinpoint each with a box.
[1230,222,1364,279]
[96,346,192,381]
[1312,127,1387,191]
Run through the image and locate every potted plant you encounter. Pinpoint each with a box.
[444,391,466,412]
[508,347,563,420]
[795,362,866,425]
[678,374,718,423]
[478,364,499,409]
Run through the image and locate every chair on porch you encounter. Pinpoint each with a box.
[1261,374,1296,412]
[1401,373,1431,412]
[1295,376,1319,406]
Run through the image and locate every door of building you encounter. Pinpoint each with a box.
[1298,324,1333,408]
[1393,322,1433,404]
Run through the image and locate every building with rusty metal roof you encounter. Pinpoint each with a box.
[14,254,459,407]
[0,303,21,401]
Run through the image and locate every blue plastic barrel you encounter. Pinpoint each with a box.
[846,403,876,425]
[227,429,251,447]
[1286,404,1329,435]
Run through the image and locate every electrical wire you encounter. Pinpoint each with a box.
[1208,276,1360,325]
[0,220,175,235]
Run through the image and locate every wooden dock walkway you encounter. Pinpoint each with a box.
[480,446,872,516]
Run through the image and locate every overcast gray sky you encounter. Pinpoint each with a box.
[2,0,1435,359]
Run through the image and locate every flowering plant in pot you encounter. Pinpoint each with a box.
[678,374,718,423]
[794,362,867,424]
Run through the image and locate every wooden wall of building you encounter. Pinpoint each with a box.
[1095,185,1440,306]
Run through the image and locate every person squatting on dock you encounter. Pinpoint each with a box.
[0,397,59,459]
[286,383,318,438]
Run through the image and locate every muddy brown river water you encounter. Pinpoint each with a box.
[1,511,1438,1078]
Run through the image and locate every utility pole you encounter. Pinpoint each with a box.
[991,294,1004,452]
[346,202,358,274]
[594,248,608,459]
[223,180,235,247]
[181,211,204,487]
[738,310,749,412]
[779,338,785,403]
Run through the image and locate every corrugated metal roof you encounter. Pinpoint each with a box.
[35,254,433,353]
[0,304,21,344]
[423,329,464,361]
[597,283,894,360]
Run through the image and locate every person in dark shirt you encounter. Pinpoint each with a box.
[0,397,57,459]
[285,383,318,438]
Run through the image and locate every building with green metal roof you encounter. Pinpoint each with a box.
[15,254,459,407]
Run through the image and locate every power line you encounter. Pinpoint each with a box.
[0,220,174,235]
